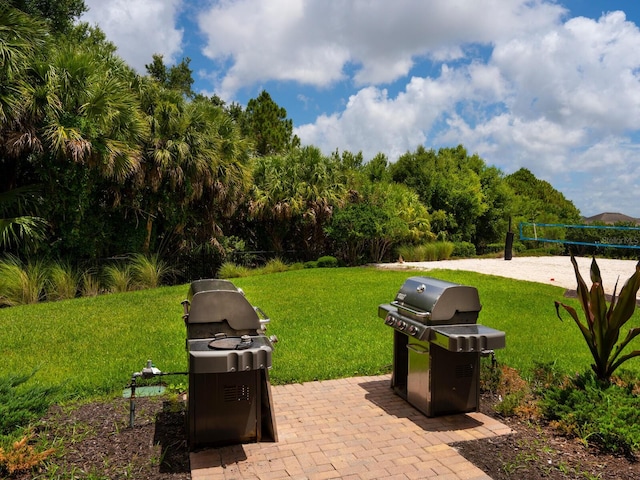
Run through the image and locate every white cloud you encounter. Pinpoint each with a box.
[81,0,184,72]
[198,0,566,98]
[492,11,640,132]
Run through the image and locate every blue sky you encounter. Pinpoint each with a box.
[80,1,640,219]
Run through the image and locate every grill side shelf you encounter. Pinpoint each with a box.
[377,303,397,318]
[429,324,506,352]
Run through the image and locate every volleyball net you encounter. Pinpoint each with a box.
[518,222,640,250]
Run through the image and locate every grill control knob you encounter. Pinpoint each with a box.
[407,325,418,336]
[385,315,396,326]
[397,321,406,331]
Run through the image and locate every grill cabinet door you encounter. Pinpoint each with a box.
[430,345,479,415]
[407,339,432,416]
[189,371,259,447]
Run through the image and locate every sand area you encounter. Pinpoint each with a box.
[377,255,640,296]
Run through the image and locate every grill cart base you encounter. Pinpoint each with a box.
[188,369,277,447]
[392,332,479,417]
[380,276,505,417]
[183,279,278,450]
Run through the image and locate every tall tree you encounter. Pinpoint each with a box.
[6,0,86,34]
[16,41,148,180]
[390,145,487,243]
[506,168,581,224]
[241,90,299,156]
[145,53,194,98]
[0,4,46,183]
[363,152,390,183]
[0,6,48,253]
[474,165,513,251]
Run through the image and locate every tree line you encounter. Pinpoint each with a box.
[1,1,582,279]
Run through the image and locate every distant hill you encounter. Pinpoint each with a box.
[582,212,640,224]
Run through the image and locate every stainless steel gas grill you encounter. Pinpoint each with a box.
[378,276,505,417]
[182,279,277,449]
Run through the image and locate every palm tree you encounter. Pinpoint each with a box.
[249,146,346,255]
[135,82,252,253]
[250,154,299,252]
[0,5,46,127]
[0,186,47,252]
[0,5,46,192]
[0,7,48,252]
[190,101,253,246]
[1,31,150,256]
[14,41,148,180]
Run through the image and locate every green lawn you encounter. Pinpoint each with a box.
[2,266,639,402]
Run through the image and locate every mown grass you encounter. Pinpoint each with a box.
[2,266,640,401]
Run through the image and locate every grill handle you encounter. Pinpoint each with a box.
[181,299,190,322]
[254,306,268,320]
[255,306,270,331]
[393,302,431,320]
[407,343,429,355]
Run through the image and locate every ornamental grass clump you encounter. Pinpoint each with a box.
[555,255,640,382]
[46,262,79,301]
[130,253,172,289]
[0,255,47,306]
[102,263,133,293]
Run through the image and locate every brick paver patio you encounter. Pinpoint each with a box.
[190,374,511,479]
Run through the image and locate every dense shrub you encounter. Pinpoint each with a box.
[304,261,318,269]
[0,374,58,476]
[452,242,476,258]
[316,256,338,268]
[396,242,455,261]
[540,371,640,457]
[0,374,57,436]
[484,241,527,255]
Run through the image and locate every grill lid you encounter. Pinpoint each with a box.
[187,289,261,330]
[392,276,481,324]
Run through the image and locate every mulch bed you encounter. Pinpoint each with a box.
[13,395,190,479]
[453,392,640,479]
[7,390,640,479]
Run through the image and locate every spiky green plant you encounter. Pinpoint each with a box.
[130,253,171,289]
[261,257,289,274]
[396,242,454,261]
[80,269,101,297]
[46,261,79,301]
[102,263,133,293]
[555,256,640,382]
[218,262,251,278]
[0,255,47,306]
[434,241,454,260]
